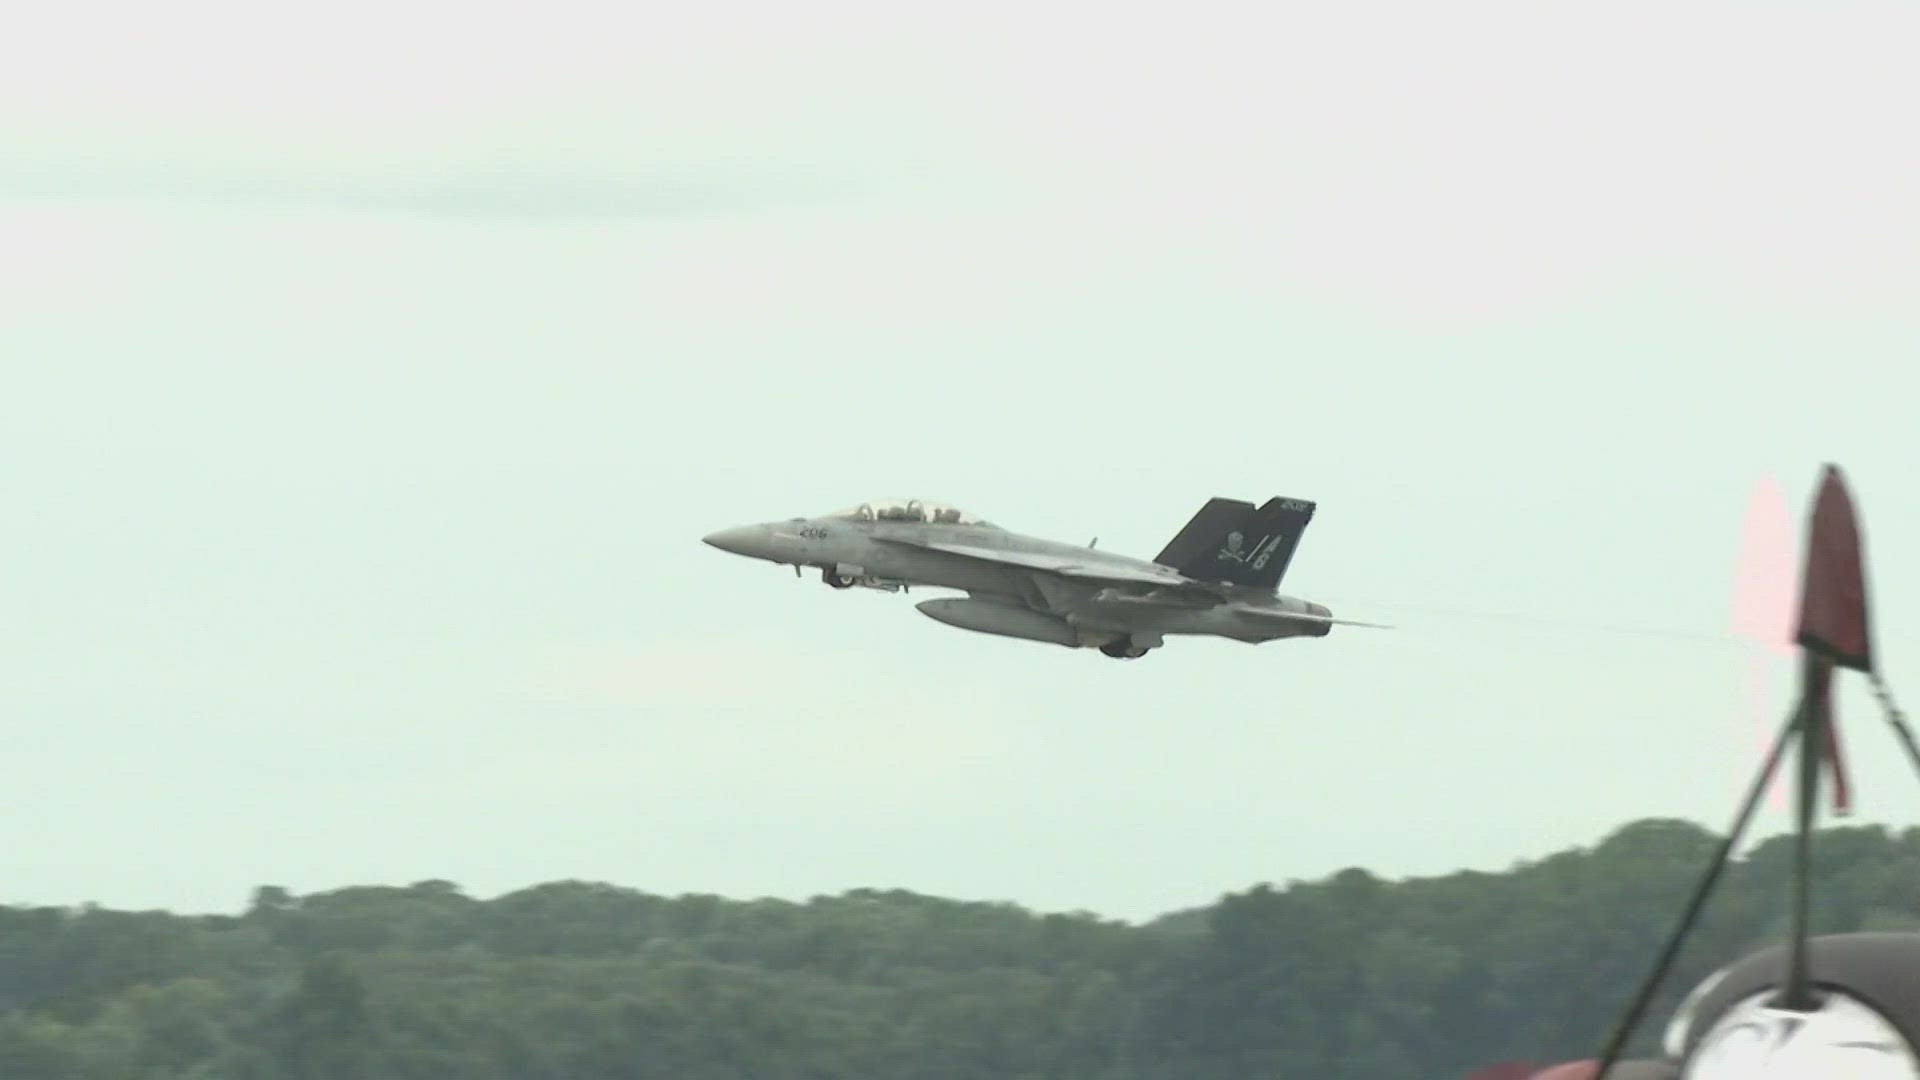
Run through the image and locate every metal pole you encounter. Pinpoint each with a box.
[1774,656,1832,1012]
[1589,701,1804,1074]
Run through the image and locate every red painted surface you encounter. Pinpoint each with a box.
[1796,465,1872,670]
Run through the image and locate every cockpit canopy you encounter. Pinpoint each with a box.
[828,498,993,527]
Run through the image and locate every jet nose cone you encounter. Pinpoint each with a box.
[702,525,764,558]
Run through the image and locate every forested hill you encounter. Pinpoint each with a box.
[6,818,1920,1080]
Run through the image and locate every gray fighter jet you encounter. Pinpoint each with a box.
[701,495,1380,659]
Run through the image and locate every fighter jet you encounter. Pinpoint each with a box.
[701,495,1380,658]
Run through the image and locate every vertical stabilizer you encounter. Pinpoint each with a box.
[1157,496,1316,590]
[1154,497,1254,570]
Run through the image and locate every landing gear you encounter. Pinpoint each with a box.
[819,566,904,592]
[1100,643,1149,659]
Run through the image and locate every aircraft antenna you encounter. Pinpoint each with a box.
[1588,464,1914,1075]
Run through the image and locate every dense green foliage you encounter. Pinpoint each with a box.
[7,818,1920,1079]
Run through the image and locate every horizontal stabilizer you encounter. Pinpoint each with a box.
[1254,609,1394,630]
[1308,615,1393,629]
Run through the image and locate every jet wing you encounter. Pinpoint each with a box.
[880,537,1224,593]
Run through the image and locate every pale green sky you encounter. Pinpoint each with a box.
[4,0,1918,920]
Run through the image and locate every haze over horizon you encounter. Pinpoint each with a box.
[6,0,1919,923]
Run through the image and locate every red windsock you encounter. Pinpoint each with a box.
[1793,465,1872,813]
[1796,465,1873,672]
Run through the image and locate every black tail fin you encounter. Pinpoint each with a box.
[1156,496,1316,590]
[1154,497,1254,570]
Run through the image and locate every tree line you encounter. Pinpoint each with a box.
[4,818,1919,1079]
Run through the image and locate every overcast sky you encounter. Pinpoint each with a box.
[5,0,1919,921]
